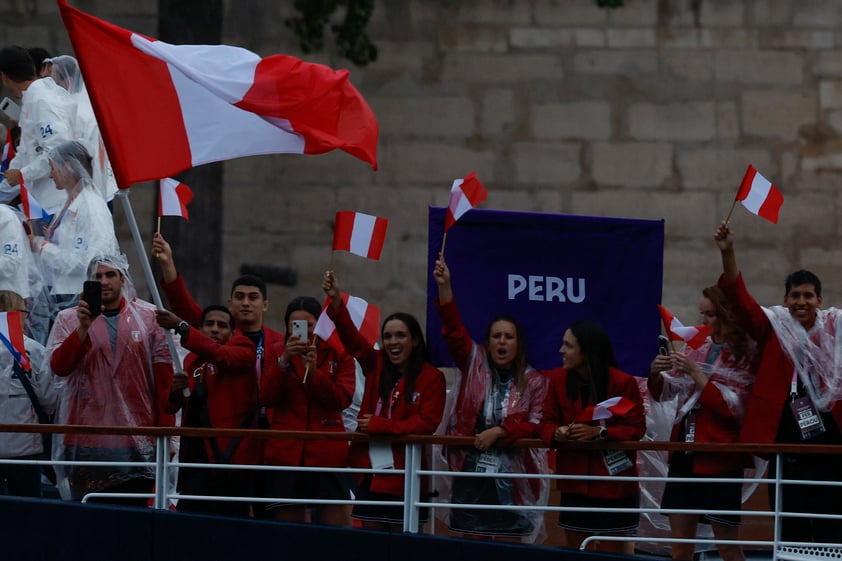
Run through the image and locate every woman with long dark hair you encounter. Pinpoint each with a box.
[540,320,645,553]
[433,255,549,542]
[648,286,755,561]
[322,271,446,531]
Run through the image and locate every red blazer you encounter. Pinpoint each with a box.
[260,339,355,468]
[327,301,446,496]
[540,367,645,499]
[171,328,262,466]
[719,273,842,443]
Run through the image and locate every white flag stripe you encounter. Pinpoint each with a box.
[347,296,368,329]
[350,213,377,257]
[592,396,623,420]
[131,34,305,166]
[313,311,335,340]
[741,172,772,215]
[160,178,182,215]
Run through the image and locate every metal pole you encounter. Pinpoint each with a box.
[772,452,783,561]
[115,189,184,373]
[402,442,421,533]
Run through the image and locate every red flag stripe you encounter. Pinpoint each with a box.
[736,164,783,224]
[333,211,388,260]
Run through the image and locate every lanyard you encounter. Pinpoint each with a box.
[255,332,264,383]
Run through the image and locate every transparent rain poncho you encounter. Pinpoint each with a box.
[31,140,119,300]
[639,339,764,555]
[766,305,842,411]
[49,55,118,201]
[0,204,51,343]
[433,341,549,544]
[47,255,171,501]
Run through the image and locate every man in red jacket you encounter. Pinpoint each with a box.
[157,305,260,517]
[716,221,842,544]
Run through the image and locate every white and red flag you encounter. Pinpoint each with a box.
[158,178,193,221]
[575,396,637,422]
[658,305,711,350]
[0,127,13,173]
[57,0,379,189]
[736,164,784,224]
[332,211,388,260]
[445,171,487,231]
[19,178,50,222]
[314,293,380,353]
[0,311,30,371]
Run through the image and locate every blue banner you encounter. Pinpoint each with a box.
[426,208,664,377]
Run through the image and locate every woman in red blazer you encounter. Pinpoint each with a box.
[323,271,446,532]
[260,296,356,526]
[649,286,755,561]
[540,320,645,554]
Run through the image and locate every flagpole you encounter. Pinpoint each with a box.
[116,189,185,384]
[724,198,738,223]
[440,231,447,257]
[157,216,161,234]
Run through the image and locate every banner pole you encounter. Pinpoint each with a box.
[116,189,183,372]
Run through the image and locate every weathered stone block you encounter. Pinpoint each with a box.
[573,50,657,74]
[480,88,515,136]
[532,101,611,140]
[512,142,581,185]
[392,143,497,183]
[741,91,817,139]
[628,102,716,142]
[676,147,774,189]
[442,53,563,83]
[532,0,608,25]
[606,28,656,48]
[699,0,745,27]
[373,97,475,137]
[714,50,804,85]
[591,143,673,187]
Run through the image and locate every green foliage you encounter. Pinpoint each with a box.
[596,0,624,7]
[286,0,378,67]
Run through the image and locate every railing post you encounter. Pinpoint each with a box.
[772,452,783,561]
[154,435,168,509]
[402,442,421,533]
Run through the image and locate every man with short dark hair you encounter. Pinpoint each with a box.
[0,45,76,214]
[47,255,174,504]
[156,304,260,517]
[716,220,842,544]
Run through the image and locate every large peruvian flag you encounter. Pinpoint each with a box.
[57,0,379,188]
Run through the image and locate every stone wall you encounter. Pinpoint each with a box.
[4,0,842,333]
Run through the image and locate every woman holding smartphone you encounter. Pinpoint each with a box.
[322,271,446,531]
[259,296,357,526]
[648,286,756,561]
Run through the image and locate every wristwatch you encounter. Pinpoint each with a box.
[176,321,190,337]
[598,427,608,440]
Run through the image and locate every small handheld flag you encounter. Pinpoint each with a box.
[158,178,193,220]
[575,396,637,423]
[332,211,388,260]
[0,311,31,371]
[20,178,50,222]
[658,305,711,350]
[314,292,380,353]
[1,128,14,173]
[445,171,487,232]
[730,164,784,224]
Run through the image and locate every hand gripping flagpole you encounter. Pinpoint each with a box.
[116,189,188,396]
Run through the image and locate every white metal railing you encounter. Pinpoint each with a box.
[2,424,842,560]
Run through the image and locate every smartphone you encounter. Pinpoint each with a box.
[0,97,20,121]
[657,335,670,356]
[82,281,102,318]
[291,319,308,342]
